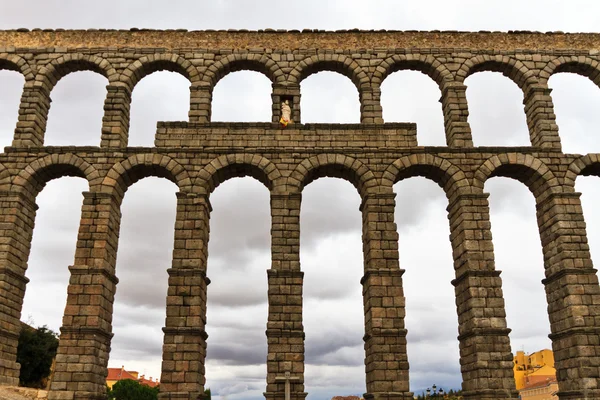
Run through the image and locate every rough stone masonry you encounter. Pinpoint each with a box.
[0,29,599,400]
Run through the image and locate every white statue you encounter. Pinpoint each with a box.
[280,100,292,127]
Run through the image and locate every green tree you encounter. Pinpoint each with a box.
[17,325,59,388]
[204,388,211,399]
[108,379,159,400]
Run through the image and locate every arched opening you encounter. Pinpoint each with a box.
[485,178,551,374]
[204,177,270,398]
[108,178,178,384]
[465,72,529,146]
[381,71,445,145]
[129,72,190,147]
[21,177,88,332]
[300,72,360,123]
[576,175,600,288]
[393,178,460,395]
[301,178,365,398]
[0,70,25,150]
[45,71,107,146]
[211,71,272,122]
[548,73,600,154]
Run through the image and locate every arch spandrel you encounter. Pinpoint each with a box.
[565,154,600,189]
[10,154,99,198]
[457,54,537,91]
[473,153,562,202]
[196,153,283,195]
[289,54,370,91]
[121,53,199,91]
[202,54,285,90]
[0,54,34,80]
[101,154,192,200]
[373,54,453,89]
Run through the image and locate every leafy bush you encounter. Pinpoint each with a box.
[17,325,59,388]
[107,379,159,400]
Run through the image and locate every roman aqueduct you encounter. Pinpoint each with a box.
[0,29,599,399]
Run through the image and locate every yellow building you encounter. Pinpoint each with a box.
[513,349,556,392]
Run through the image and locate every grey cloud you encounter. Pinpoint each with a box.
[207,343,267,366]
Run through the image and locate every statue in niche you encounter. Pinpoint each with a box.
[280,99,292,128]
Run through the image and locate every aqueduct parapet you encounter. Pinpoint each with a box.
[0,29,599,400]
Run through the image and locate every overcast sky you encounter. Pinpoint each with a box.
[1,1,600,399]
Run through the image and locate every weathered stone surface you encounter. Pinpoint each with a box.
[0,29,598,400]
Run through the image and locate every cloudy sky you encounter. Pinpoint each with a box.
[1,1,600,398]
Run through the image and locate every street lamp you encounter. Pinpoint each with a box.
[425,384,445,398]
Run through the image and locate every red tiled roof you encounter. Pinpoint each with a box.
[139,376,159,388]
[521,377,557,391]
[107,368,138,381]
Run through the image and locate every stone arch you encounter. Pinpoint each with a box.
[473,153,561,202]
[540,56,600,88]
[457,54,537,90]
[289,54,370,91]
[11,154,99,198]
[565,154,600,189]
[289,154,376,199]
[373,54,453,89]
[36,54,118,92]
[0,53,34,80]
[196,154,283,195]
[121,53,200,91]
[382,154,471,199]
[203,54,285,90]
[101,154,192,201]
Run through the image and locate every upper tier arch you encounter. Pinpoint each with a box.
[36,54,118,91]
[289,54,370,91]
[202,54,285,90]
[457,55,537,90]
[121,54,200,90]
[540,56,600,88]
[373,54,452,88]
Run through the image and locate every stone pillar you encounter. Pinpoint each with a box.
[0,191,37,385]
[523,83,561,150]
[265,193,306,400]
[360,192,412,400]
[272,84,301,124]
[49,192,122,400]
[360,86,383,124]
[446,192,518,400]
[440,82,474,147]
[160,192,211,400]
[189,82,212,123]
[100,84,131,148]
[12,81,51,147]
[536,192,600,400]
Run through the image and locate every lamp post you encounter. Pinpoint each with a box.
[425,384,445,398]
